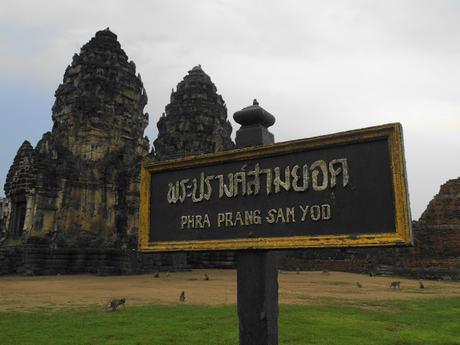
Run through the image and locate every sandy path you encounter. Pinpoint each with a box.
[0,270,458,311]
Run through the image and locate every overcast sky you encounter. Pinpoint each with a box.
[1,0,459,220]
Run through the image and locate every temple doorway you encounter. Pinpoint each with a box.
[11,196,26,237]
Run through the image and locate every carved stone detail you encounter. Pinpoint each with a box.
[154,65,234,160]
[3,28,149,249]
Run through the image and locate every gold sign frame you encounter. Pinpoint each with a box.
[139,123,412,252]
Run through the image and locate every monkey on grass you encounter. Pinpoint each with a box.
[389,281,401,289]
[105,298,126,312]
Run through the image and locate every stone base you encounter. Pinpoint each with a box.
[0,245,188,276]
[0,246,23,275]
[188,251,236,269]
[278,249,460,281]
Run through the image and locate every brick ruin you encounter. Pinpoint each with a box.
[1,29,459,279]
[407,178,460,277]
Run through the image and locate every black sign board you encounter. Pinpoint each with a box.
[139,123,411,252]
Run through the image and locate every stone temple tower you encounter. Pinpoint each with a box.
[153,66,235,268]
[3,28,149,251]
[154,65,234,160]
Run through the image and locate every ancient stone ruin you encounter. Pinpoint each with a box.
[1,29,459,279]
[154,64,234,160]
[5,28,149,248]
[409,178,460,277]
[153,65,235,268]
[0,29,237,275]
[0,29,148,274]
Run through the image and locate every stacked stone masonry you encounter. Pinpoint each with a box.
[5,29,149,247]
[153,65,235,268]
[1,29,178,274]
[154,65,234,160]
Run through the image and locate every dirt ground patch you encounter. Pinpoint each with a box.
[0,270,458,311]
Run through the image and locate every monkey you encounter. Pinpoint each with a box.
[179,291,185,302]
[356,282,362,288]
[154,271,160,278]
[389,281,401,289]
[204,273,209,281]
[105,298,126,312]
[419,280,425,289]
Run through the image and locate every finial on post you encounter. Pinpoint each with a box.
[233,99,276,148]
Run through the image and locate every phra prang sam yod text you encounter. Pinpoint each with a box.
[166,158,349,204]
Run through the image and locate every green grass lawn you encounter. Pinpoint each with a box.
[0,298,459,345]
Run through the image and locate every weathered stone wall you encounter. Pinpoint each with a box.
[188,251,236,269]
[0,244,180,276]
[0,246,23,275]
[0,197,6,241]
